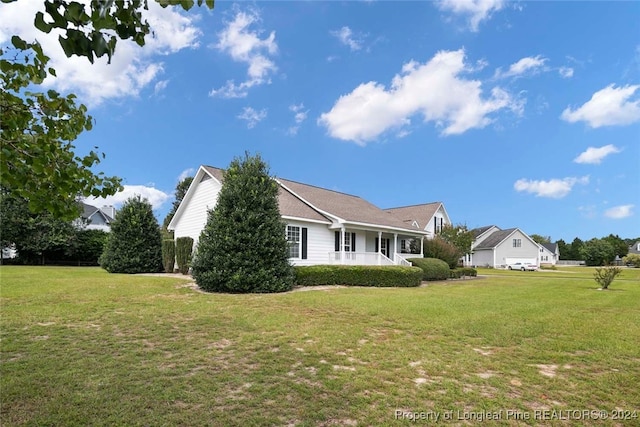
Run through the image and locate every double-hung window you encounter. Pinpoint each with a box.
[287,225,301,258]
[513,238,522,248]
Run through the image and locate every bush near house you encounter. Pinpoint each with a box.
[411,257,450,281]
[623,253,640,268]
[175,237,193,275]
[422,237,461,269]
[294,265,423,287]
[162,239,175,273]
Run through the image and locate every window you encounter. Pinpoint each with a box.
[513,238,522,248]
[286,225,300,258]
[343,232,352,252]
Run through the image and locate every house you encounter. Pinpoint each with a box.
[464,225,540,268]
[76,202,115,231]
[628,241,640,255]
[168,165,429,266]
[539,242,559,265]
[383,202,452,252]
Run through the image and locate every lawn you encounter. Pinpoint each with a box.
[1,266,638,426]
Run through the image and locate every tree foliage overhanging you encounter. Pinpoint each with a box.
[0,0,214,220]
[191,153,294,293]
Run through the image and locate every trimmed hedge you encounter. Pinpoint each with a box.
[176,237,193,275]
[411,257,450,281]
[294,265,423,287]
[162,239,175,273]
[449,267,478,279]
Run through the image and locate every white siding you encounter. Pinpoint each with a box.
[287,221,334,266]
[173,177,221,247]
[494,230,539,267]
[472,249,494,267]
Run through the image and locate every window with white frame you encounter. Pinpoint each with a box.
[513,238,522,248]
[343,232,352,252]
[286,225,301,258]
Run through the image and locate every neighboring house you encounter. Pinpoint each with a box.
[168,165,429,266]
[464,225,540,268]
[539,242,559,265]
[629,241,640,255]
[76,202,115,231]
[384,202,452,244]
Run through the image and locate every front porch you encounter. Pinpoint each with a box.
[328,228,424,266]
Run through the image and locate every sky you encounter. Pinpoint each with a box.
[1,0,639,242]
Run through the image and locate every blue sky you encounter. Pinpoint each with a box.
[2,1,639,242]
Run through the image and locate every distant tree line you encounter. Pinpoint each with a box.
[556,234,637,266]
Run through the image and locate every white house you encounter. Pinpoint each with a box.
[76,202,115,232]
[384,202,452,242]
[464,226,540,268]
[539,242,559,265]
[168,165,429,266]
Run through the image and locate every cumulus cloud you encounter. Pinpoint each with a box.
[514,176,589,199]
[86,185,171,210]
[318,49,522,144]
[209,10,278,98]
[561,84,640,127]
[437,0,506,32]
[604,204,634,219]
[287,103,309,135]
[237,107,267,128]
[331,26,364,51]
[0,1,201,106]
[494,55,548,79]
[573,145,621,165]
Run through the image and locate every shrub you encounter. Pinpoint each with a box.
[162,239,175,273]
[593,266,622,290]
[449,267,477,279]
[294,265,422,287]
[423,237,461,269]
[192,153,294,293]
[411,257,450,281]
[175,237,193,275]
[99,196,163,274]
[622,253,640,268]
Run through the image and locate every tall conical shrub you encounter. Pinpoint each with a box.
[99,196,162,273]
[176,237,193,275]
[162,239,176,273]
[192,153,294,293]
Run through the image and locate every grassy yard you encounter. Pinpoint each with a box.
[1,266,639,426]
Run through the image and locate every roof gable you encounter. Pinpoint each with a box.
[384,202,447,231]
[474,228,518,249]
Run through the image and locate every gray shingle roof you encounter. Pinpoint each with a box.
[474,228,517,249]
[471,225,497,239]
[541,242,557,252]
[384,202,442,230]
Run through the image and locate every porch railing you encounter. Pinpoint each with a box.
[394,253,413,267]
[328,252,394,266]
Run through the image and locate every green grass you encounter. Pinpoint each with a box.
[1,266,639,426]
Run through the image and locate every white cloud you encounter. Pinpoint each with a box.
[558,66,574,78]
[604,204,634,219]
[561,84,640,127]
[178,168,195,182]
[0,1,201,106]
[87,185,170,210]
[494,55,548,79]
[514,176,589,199]
[154,80,169,96]
[237,107,267,128]
[318,49,522,144]
[437,0,506,32]
[209,10,277,98]
[287,103,309,135]
[331,26,364,51]
[573,144,621,164]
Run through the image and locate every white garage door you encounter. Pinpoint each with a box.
[505,257,537,266]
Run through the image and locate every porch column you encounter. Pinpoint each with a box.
[341,226,346,264]
[420,237,424,257]
[377,231,382,265]
[393,233,398,263]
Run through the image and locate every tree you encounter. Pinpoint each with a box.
[1,1,214,219]
[423,237,461,269]
[557,239,569,260]
[438,224,474,257]
[567,237,585,261]
[99,195,162,273]
[191,153,294,293]
[602,234,628,258]
[593,266,622,290]
[530,234,551,244]
[162,176,194,233]
[580,238,615,267]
